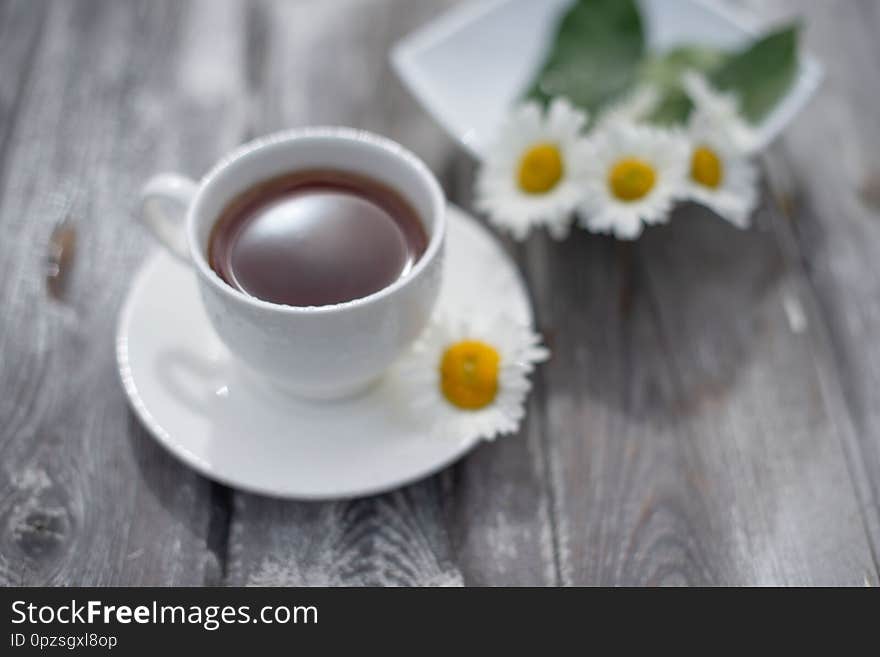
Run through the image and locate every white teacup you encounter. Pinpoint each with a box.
[138,127,446,399]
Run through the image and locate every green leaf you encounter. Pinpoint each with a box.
[524,2,799,129]
[640,45,726,92]
[526,0,645,115]
[646,25,800,126]
[641,45,727,125]
[710,24,800,122]
[647,88,694,126]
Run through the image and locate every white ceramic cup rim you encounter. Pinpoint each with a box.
[185,127,446,315]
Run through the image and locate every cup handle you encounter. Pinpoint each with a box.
[138,173,199,263]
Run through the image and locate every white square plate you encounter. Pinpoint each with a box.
[391,0,822,158]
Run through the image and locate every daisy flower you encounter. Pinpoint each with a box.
[476,97,588,240]
[685,112,759,228]
[576,122,690,239]
[395,314,549,444]
[681,71,759,154]
[593,84,661,130]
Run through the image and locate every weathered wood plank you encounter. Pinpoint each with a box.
[224,0,468,587]
[446,386,561,585]
[515,193,876,584]
[0,0,46,172]
[738,0,880,571]
[0,0,246,585]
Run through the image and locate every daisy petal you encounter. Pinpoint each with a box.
[392,313,549,443]
[576,122,689,239]
[476,99,589,241]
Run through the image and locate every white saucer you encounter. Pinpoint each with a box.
[117,204,534,499]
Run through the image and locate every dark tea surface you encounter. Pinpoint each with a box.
[208,169,428,306]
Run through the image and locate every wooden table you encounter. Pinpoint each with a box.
[0,0,878,586]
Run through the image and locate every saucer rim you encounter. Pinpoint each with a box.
[116,203,532,500]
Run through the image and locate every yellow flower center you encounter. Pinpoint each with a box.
[517,143,564,194]
[690,145,723,189]
[608,157,656,202]
[439,340,501,410]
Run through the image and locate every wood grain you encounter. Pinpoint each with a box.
[510,193,878,584]
[739,0,880,572]
[0,0,45,183]
[0,0,244,585]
